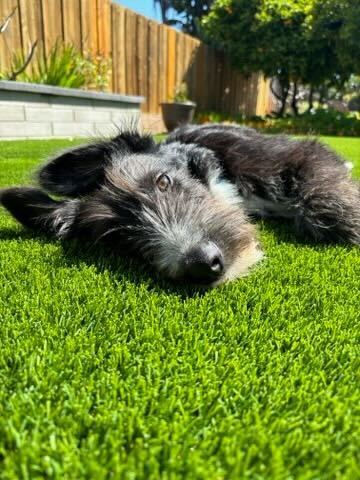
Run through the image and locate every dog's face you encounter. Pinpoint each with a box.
[2,132,263,286]
[65,142,262,286]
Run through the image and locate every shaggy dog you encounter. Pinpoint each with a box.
[1,124,359,286]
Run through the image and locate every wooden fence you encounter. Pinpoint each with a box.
[0,0,271,116]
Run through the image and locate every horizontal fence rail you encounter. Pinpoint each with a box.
[0,0,272,116]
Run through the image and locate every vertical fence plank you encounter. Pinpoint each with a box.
[18,0,44,77]
[208,47,218,111]
[217,52,225,112]
[255,74,264,116]
[111,3,125,93]
[166,27,176,101]
[262,76,269,115]
[97,0,111,56]
[0,0,21,70]
[213,50,221,112]
[224,58,231,114]
[97,0,111,90]
[41,0,63,56]
[124,8,136,95]
[148,20,158,113]
[136,14,148,111]
[80,0,98,54]
[246,73,253,116]
[157,24,167,109]
[233,72,242,116]
[62,0,81,49]
[187,37,199,104]
[264,77,273,114]
[111,3,118,92]
[183,34,199,105]
[250,73,258,116]
[175,31,185,91]
[186,36,193,97]
[18,0,44,51]
[232,69,239,116]
[227,67,234,116]
[243,76,249,115]
[196,44,207,111]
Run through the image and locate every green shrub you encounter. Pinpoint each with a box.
[172,82,191,103]
[10,41,111,91]
[196,109,360,137]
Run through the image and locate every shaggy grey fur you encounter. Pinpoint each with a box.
[1,124,359,286]
[169,124,360,245]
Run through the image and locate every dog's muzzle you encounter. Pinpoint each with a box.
[183,242,224,284]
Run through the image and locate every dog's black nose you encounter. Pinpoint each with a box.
[184,242,224,283]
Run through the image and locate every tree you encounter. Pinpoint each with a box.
[202,0,360,116]
[154,0,172,24]
[301,0,360,106]
[154,0,213,37]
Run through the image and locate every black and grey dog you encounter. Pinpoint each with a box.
[1,124,359,286]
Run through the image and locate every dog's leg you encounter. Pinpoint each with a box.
[0,187,79,238]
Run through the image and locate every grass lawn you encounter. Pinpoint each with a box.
[0,136,359,479]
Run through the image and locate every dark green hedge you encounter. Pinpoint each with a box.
[196,109,360,137]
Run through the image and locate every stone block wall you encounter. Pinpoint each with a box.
[0,81,144,139]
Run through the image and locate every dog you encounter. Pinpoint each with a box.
[1,123,359,286]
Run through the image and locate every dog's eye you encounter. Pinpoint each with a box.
[156,174,172,192]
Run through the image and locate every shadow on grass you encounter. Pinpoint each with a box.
[259,218,350,251]
[258,219,313,245]
[0,219,332,298]
[59,241,212,299]
[0,227,43,241]
[0,225,206,298]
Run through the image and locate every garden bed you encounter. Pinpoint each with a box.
[0,80,144,139]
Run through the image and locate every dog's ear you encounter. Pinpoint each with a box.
[0,187,78,237]
[185,146,222,185]
[38,142,112,197]
[39,131,156,197]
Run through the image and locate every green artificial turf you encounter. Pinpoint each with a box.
[0,136,359,479]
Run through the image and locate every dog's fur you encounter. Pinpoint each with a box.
[1,124,359,286]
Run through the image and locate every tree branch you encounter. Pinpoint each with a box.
[0,7,17,34]
[8,40,38,81]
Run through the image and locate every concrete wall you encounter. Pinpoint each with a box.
[0,81,144,139]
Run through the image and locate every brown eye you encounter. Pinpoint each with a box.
[156,173,172,192]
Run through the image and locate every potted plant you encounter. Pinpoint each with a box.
[160,83,196,132]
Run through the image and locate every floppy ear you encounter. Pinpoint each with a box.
[39,131,156,197]
[38,142,111,197]
[0,187,78,237]
[186,146,222,185]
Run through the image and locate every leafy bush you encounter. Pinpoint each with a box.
[202,0,360,117]
[172,82,192,103]
[10,41,111,91]
[81,54,112,92]
[196,109,360,137]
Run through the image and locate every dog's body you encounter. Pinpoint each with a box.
[1,124,359,286]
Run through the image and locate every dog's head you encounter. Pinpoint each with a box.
[2,131,262,286]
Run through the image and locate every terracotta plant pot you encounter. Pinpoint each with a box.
[160,102,196,132]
